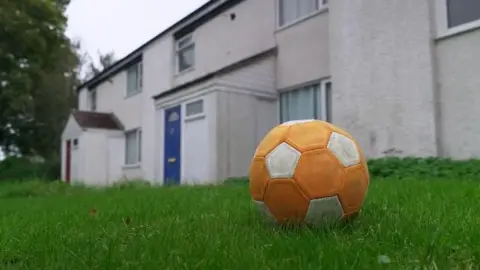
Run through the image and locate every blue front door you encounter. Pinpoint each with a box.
[163,105,181,185]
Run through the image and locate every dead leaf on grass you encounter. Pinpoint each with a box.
[123,216,132,226]
[89,208,97,217]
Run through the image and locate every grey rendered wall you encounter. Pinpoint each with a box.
[215,54,277,181]
[329,0,439,158]
[275,10,330,89]
[436,29,480,159]
[216,91,277,181]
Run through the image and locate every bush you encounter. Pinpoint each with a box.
[367,157,480,179]
[0,156,60,182]
[112,179,152,190]
[228,157,480,183]
[0,180,92,199]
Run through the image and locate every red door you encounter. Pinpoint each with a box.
[65,140,71,184]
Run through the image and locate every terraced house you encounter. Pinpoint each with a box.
[61,0,480,186]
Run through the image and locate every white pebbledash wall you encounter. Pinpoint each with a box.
[329,0,439,158]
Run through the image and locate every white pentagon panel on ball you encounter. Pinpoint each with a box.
[265,142,301,179]
[281,119,316,126]
[253,200,276,224]
[304,196,345,226]
[327,132,361,167]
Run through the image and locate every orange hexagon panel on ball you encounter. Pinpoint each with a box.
[249,119,370,227]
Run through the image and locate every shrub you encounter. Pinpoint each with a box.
[367,157,480,179]
[0,156,59,182]
[0,180,87,198]
[112,179,152,190]
[230,157,480,183]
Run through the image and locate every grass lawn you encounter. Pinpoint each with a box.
[0,178,479,269]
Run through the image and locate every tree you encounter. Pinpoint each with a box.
[0,0,74,157]
[27,40,81,159]
[84,50,116,81]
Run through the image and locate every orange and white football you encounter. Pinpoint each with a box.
[249,119,369,226]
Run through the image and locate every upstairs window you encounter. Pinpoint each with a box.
[126,61,143,97]
[176,34,195,73]
[446,0,480,28]
[89,89,97,111]
[278,0,327,27]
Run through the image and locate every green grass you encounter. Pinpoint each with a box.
[0,178,480,269]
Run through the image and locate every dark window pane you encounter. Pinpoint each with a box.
[178,44,195,72]
[186,100,203,116]
[447,0,480,28]
[325,82,332,123]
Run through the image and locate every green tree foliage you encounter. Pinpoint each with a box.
[28,40,81,160]
[0,0,78,160]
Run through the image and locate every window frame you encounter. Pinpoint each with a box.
[279,79,331,123]
[89,89,97,111]
[435,0,480,39]
[175,34,195,74]
[124,128,142,166]
[277,0,328,29]
[72,138,79,150]
[126,62,143,98]
[184,98,205,121]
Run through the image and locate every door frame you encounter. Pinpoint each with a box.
[163,104,182,185]
[65,139,71,184]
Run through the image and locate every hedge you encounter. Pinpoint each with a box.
[227,157,480,182]
[0,156,60,182]
[367,157,480,179]
[2,156,480,183]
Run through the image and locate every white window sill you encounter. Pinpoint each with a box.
[436,19,480,41]
[123,163,141,169]
[276,7,328,33]
[175,67,195,77]
[184,113,206,122]
[125,89,142,99]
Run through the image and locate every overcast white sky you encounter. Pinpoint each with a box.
[65,0,209,61]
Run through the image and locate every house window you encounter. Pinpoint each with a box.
[89,89,97,111]
[325,81,332,122]
[126,62,143,97]
[278,0,326,27]
[73,139,79,149]
[185,99,204,117]
[446,0,480,28]
[125,128,141,165]
[176,34,195,73]
[280,80,332,123]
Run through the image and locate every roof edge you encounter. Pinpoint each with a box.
[152,47,277,100]
[71,110,125,131]
[76,0,244,92]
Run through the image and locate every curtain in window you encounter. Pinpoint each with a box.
[127,66,138,94]
[178,45,195,71]
[298,0,318,18]
[279,0,297,26]
[138,130,142,162]
[279,0,319,26]
[447,0,480,28]
[280,85,316,122]
[280,92,290,122]
[89,90,96,111]
[125,132,138,165]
